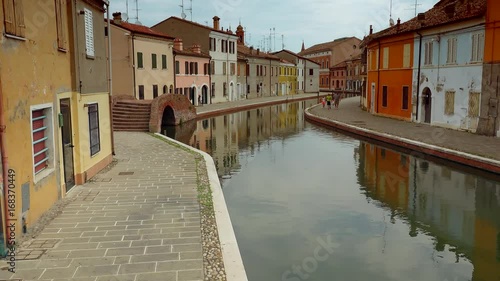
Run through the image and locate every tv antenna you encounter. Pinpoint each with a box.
[389,0,395,26]
[180,0,193,21]
[281,34,285,50]
[407,0,421,17]
[130,0,141,24]
[180,0,186,19]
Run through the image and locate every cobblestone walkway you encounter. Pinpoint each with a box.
[309,97,500,161]
[0,132,203,281]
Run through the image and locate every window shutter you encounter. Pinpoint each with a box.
[32,110,48,174]
[84,8,94,57]
[3,0,16,35]
[55,0,66,49]
[13,0,25,37]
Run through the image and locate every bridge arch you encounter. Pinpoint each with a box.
[149,94,197,133]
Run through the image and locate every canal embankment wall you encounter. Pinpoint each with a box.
[305,104,500,175]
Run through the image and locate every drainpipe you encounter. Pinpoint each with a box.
[132,35,137,99]
[376,40,381,114]
[0,73,9,249]
[173,52,177,95]
[416,32,423,121]
[104,1,115,155]
[269,59,272,96]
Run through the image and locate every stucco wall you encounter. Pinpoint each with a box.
[110,24,134,97]
[0,0,72,234]
[175,54,210,105]
[209,31,238,103]
[134,37,175,100]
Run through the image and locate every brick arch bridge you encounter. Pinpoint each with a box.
[149,94,197,133]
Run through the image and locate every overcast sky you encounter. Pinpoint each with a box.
[109,0,437,53]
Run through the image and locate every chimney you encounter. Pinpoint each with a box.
[213,16,220,30]
[417,13,425,21]
[249,46,254,54]
[174,38,183,51]
[257,48,260,55]
[113,12,122,24]
[397,18,401,31]
[191,44,201,54]
[369,25,373,35]
[444,4,456,18]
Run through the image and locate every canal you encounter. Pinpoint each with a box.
[163,99,500,281]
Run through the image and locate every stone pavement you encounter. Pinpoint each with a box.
[197,93,321,115]
[0,132,203,281]
[309,97,500,162]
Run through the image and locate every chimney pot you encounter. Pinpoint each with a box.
[113,12,122,24]
[174,38,183,51]
[213,16,220,30]
[257,48,260,55]
[369,25,373,35]
[191,44,201,54]
[417,13,425,21]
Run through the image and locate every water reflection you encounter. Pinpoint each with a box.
[166,101,500,281]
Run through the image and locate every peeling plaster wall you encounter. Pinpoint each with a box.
[413,23,485,132]
[0,0,72,233]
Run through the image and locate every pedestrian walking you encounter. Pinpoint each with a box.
[321,97,326,108]
[198,95,202,105]
[326,94,332,110]
[334,93,341,109]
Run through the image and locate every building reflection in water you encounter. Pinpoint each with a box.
[356,142,500,281]
[175,100,314,178]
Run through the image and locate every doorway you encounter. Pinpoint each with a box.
[189,87,196,105]
[202,85,208,104]
[423,87,432,124]
[60,98,75,191]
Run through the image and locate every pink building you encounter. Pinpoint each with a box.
[173,39,211,105]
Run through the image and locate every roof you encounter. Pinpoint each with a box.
[237,44,281,61]
[365,0,486,44]
[280,58,295,65]
[271,49,320,65]
[298,37,360,56]
[330,61,347,69]
[173,49,211,59]
[151,16,238,37]
[110,20,175,40]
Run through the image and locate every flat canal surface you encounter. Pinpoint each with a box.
[165,100,500,281]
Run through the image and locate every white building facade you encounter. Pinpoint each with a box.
[413,19,485,132]
[209,31,238,103]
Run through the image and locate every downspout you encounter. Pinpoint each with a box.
[173,52,177,96]
[132,35,137,98]
[376,40,381,113]
[245,59,248,99]
[105,1,115,155]
[0,73,9,250]
[416,32,423,121]
[269,59,272,96]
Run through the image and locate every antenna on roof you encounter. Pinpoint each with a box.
[186,0,193,21]
[180,0,186,19]
[406,0,421,17]
[389,0,395,26]
[281,34,285,50]
[131,0,141,25]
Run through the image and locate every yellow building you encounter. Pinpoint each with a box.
[278,59,298,95]
[0,0,112,252]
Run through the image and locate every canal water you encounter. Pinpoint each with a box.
[163,100,500,281]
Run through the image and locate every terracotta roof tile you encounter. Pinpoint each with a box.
[237,44,281,61]
[111,20,175,40]
[271,49,320,65]
[173,48,211,59]
[366,0,486,43]
[151,16,238,37]
[298,37,360,56]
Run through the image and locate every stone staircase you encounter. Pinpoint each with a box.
[112,100,152,132]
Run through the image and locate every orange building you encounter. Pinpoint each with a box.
[366,23,414,120]
[477,0,500,137]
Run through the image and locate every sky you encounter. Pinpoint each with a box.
[109,0,437,53]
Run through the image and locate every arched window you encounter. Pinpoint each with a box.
[163,85,167,94]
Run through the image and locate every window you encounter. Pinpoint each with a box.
[193,62,199,75]
[204,63,208,75]
[471,33,485,62]
[137,52,143,68]
[152,53,157,69]
[209,37,217,52]
[32,107,51,176]
[55,0,66,49]
[246,64,250,76]
[163,85,167,94]
[403,44,411,68]
[402,86,409,110]
[3,0,26,37]
[223,82,227,96]
[445,91,455,115]
[382,86,388,107]
[84,8,94,57]
[264,66,266,76]
[138,85,144,100]
[211,61,215,75]
[382,47,389,69]
[185,61,189,75]
[309,69,313,75]
[175,61,180,74]
[447,38,457,64]
[230,63,236,75]
[153,85,158,98]
[162,54,167,69]
[424,41,433,65]
[211,83,215,97]
[468,92,481,117]
[223,62,227,75]
[88,104,100,156]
